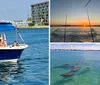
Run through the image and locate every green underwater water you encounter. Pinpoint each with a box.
[51,50,100,85]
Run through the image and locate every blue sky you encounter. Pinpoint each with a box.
[51,0,100,25]
[0,0,48,20]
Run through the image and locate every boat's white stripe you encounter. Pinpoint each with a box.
[0,59,18,63]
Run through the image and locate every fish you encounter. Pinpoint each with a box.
[54,63,75,69]
[71,66,81,72]
[61,72,74,77]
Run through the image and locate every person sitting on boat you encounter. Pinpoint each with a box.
[12,41,20,47]
[0,35,6,47]
[2,40,6,47]
[0,40,6,47]
[0,34,3,46]
[0,39,2,46]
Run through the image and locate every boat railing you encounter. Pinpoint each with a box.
[0,44,28,49]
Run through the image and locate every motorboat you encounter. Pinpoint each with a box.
[0,22,28,62]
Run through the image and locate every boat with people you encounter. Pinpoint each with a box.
[0,21,28,62]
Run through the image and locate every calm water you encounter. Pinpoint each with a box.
[51,50,100,85]
[51,27,100,42]
[0,28,48,85]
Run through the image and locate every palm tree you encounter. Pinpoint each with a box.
[40,12,44,25]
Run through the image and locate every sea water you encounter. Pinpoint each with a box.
[0,28,48,85]
[51,50,100,85]
[51,27,100,42]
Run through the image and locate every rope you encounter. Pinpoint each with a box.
[15,28,26,45]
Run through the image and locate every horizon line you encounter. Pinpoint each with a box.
[50,24,100,27]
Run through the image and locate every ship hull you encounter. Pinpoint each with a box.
[0,49,24,62]
[0,44,28,62]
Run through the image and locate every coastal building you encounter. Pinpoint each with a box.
[31,1,49,25]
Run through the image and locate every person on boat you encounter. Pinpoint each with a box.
[16,42,20,46]
[12,41,20,47]
[0,38,2,46]
[0,34,3,46]
[12,41,17,47]
[0,34,6,47]
[0,39,6,47]
[1,41,6,47]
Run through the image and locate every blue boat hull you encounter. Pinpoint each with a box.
[0,49,24,60]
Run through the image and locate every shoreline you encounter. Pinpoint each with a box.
[50,25,100,27]
[17,25,49,29]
